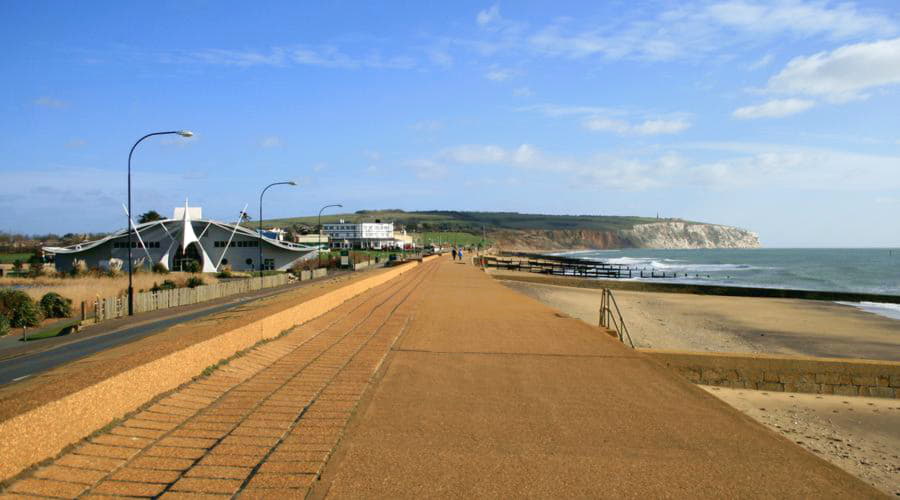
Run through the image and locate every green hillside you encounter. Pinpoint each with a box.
[258,210,686,234]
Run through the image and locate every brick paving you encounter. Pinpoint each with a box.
[0,261,436,499]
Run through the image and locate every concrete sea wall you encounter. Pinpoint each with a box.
[0,257,435,482]
[641,349,900,399]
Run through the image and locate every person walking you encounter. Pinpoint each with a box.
[458,248,464,263]
[452,247,457,260]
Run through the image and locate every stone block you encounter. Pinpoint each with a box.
[682,369,701,383]
[763,371,780,383]
[818,384,834,394]
[890,374,900,388]
[877,376,890,387]
[759,382,783,392]
[833,385,859,396]
[701,369,722,382]
[863,386,895,398]
[794,382,818,394]
[851,375,877,386]
[778,373,797,384]
[724,369,741,382]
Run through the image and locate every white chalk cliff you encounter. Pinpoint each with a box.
[621,222,760,249]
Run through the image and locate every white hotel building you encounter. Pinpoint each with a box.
[323,221,397,250]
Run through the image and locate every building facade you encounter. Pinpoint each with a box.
[323,221,396,249]
[44,205,317,273]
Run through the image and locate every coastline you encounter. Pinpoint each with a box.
[495,274,900,362]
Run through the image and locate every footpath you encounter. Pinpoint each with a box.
[314,258,880,498]
[0,259,437,498]
[0,257,881,498]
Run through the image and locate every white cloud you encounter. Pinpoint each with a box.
[520,103,691,135]
[312,162,328,172]
[179,44,416,70]
[706,1,895,39]
[34,97,69,109]
[477,5,501,26]
[747,53,774,70]
[406,159,448,179]
[363,150,382,161]
[259,136,283,148]
[732,98,815,118]
[65,139,87,149]
[485,67,516,81]
[470,1,897,63]
[518,103,614,116]
[417,142,900,191]
[583,118,691,136]
[766,37,900,101]
[513,86,534,97]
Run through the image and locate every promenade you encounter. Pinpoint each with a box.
[0,257,880,498]
[315,258,878,498]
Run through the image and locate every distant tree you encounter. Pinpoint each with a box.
[138,210,163,224]
[27,252,44,277]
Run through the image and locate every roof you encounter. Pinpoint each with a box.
[43,217,315,255]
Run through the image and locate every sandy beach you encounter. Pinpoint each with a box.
[499,278,900,361]
[703,387,900,495]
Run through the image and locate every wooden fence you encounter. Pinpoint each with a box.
[88,271,326,323]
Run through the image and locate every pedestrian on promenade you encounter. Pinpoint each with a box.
[452,247,457,260]
[458,248,464,262]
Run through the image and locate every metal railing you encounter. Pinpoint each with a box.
[599,288,635,348]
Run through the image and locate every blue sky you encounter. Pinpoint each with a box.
[2,0,899,247]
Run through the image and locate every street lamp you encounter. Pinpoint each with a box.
[318,203,343,265]
[127,130,193,316]
[259,181,296,286]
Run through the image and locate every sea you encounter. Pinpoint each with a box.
[557,248,900,321]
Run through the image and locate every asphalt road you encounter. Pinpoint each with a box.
[0,274,347,386]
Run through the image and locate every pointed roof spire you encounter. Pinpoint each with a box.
[180,198,201,252]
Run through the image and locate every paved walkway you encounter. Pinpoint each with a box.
[314,258,880,498]
[0,258,882,498]
[0,261,435,499]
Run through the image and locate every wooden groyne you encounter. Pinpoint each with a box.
[481,252,681,279]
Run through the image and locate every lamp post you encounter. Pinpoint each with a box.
[127,130,193,316]
[317,203,342,266]
[259,181,296,286]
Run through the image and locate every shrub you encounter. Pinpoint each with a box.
[40,292,72,318]
[290,259,320,275]
[184,260,201,274]
[150,280,178,292]
[0,289,42,328]
[0,315,9,336]
[107,258,124,275]
[186,276,205,288]
[152,262,169,274]
[28,261,44,278]
[217,265,233,279]
[71,259,88,277]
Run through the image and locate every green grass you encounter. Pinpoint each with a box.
[0,253,31,264]
[419,232,488,247]
[21,318,80,341]
[253,210,697,235]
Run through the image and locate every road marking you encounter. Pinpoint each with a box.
[12,374,31,382]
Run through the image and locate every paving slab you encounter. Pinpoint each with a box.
[315,258,882,498]
[0,259,436,499]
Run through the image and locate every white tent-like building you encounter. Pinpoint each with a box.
[44,203,317,273]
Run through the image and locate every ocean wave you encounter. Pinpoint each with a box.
[836,301,900,321]
[602,256,758,272]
